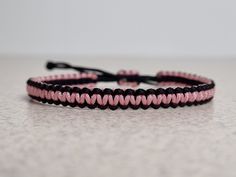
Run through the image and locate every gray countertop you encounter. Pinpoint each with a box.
[0,56,236,177]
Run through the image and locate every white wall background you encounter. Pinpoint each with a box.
[0,0,236,57]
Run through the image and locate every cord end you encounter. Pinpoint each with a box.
[46,61,56,70]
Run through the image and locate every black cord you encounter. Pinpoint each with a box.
[47,61,115,77]
[46,61,160,85]
[46,61,206,86]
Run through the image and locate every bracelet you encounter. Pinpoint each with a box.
[26,62,215,110]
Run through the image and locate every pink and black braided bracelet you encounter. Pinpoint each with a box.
[26,62,215,110]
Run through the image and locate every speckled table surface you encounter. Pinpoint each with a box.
[0,56,236,177]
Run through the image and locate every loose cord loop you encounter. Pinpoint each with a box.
[46,61,158,85]
[46,61,114,77]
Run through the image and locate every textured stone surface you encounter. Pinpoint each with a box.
[0,56,236,177]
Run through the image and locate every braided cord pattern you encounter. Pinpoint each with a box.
[26,69,215,110]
